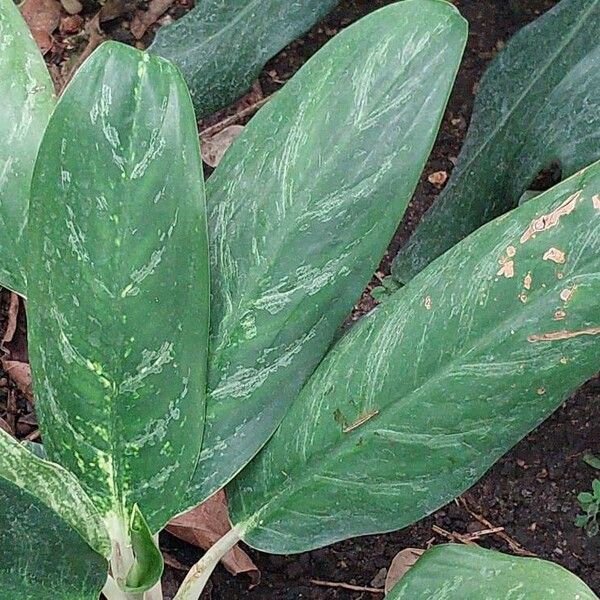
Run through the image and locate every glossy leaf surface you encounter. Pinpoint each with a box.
[388,545,598,599]
[149,0,340,116]
[124,506,164,592]
[28,42,210,534]
[0,430,108,599]
[186,0,467,505]
[231,161,600,553]
[393,0,600,283]
[0,0,54,295]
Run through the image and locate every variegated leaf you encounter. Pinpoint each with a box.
[0,429,108,599]
[0,428,110,556]
[230,160,600,553]
[388,545,598,599]
[149,0,340,116]
[0,0,54,295]
[185,0,468,506]
[393,0,600,283]
[27,42,210,536]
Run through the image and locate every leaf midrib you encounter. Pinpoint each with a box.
[239,239,597,533]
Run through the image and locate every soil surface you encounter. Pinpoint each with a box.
[5,0,599,598]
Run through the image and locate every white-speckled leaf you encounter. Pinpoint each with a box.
[186,0,467,507]
[0,479,108,599]
[0,0,54,295]
[393,0,600,283]
[149,0,340,116]
[230,160,600,553]
[387,545,598,599]
[0,428,110,557]
[27,42,210,535]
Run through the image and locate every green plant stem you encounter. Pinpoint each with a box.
[173,526,243,600]
[102,575,137,600]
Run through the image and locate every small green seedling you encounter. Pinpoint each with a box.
[576,479,600,537]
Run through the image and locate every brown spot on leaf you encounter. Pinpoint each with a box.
[523,272,532,290]
[593,195,600,211]
[506,245,516,258]
[528,327,600,343]
[554,309,566,321]
[497,259,514,278]
[559,287,575,302]
[543,247,566,264]
[537,388,545,395]
[424,296,432,310]
[520,191,581,244]
[518,292,528,304]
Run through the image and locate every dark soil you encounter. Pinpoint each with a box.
[6,0,599,598]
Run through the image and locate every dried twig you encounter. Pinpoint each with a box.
[432,524,477,545]
[200,95,274,138]
[458,496,536,557]
[24,429,41,442]
[310,579,383,594]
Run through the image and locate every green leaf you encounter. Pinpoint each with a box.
[386,545,598,599]
[230,160,600,553]
[575,514,589,527]
[583,453,600,470]
[123,505,164,593]
[0,0,54,295]
[0,430,108,599]
[21,439,47,460]
[0,428,110,556]
[27,41,210,534]
[392,0,600,284]
[593,479,600,497]
[149,0,340,116]
[186,0,467,506]
[578,492,595,505]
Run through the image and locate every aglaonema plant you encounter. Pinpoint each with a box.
[2,0,600,597]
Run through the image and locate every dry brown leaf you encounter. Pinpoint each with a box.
[98,0,136,22]
[384,548,425,594]
[167,490,260,586]
[201,125,245,168]
[1,293,19,350]
[130,0,174,39]
[21,0,61,53]
[3,361,33,403]
[199,81,264,131]
[1,294,32,403]
[0,416,11,434]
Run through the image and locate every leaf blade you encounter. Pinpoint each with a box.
[187,0,468,506]
[0,428,110,557]
[149,0,340,116]
[387,545,598,599]
[230,160,600,553]
[392,0,600,283]
[28,41,209,533]
[0,477,108,600]
[0,0,54,295]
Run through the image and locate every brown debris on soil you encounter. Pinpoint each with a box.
[167,491,260,586]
